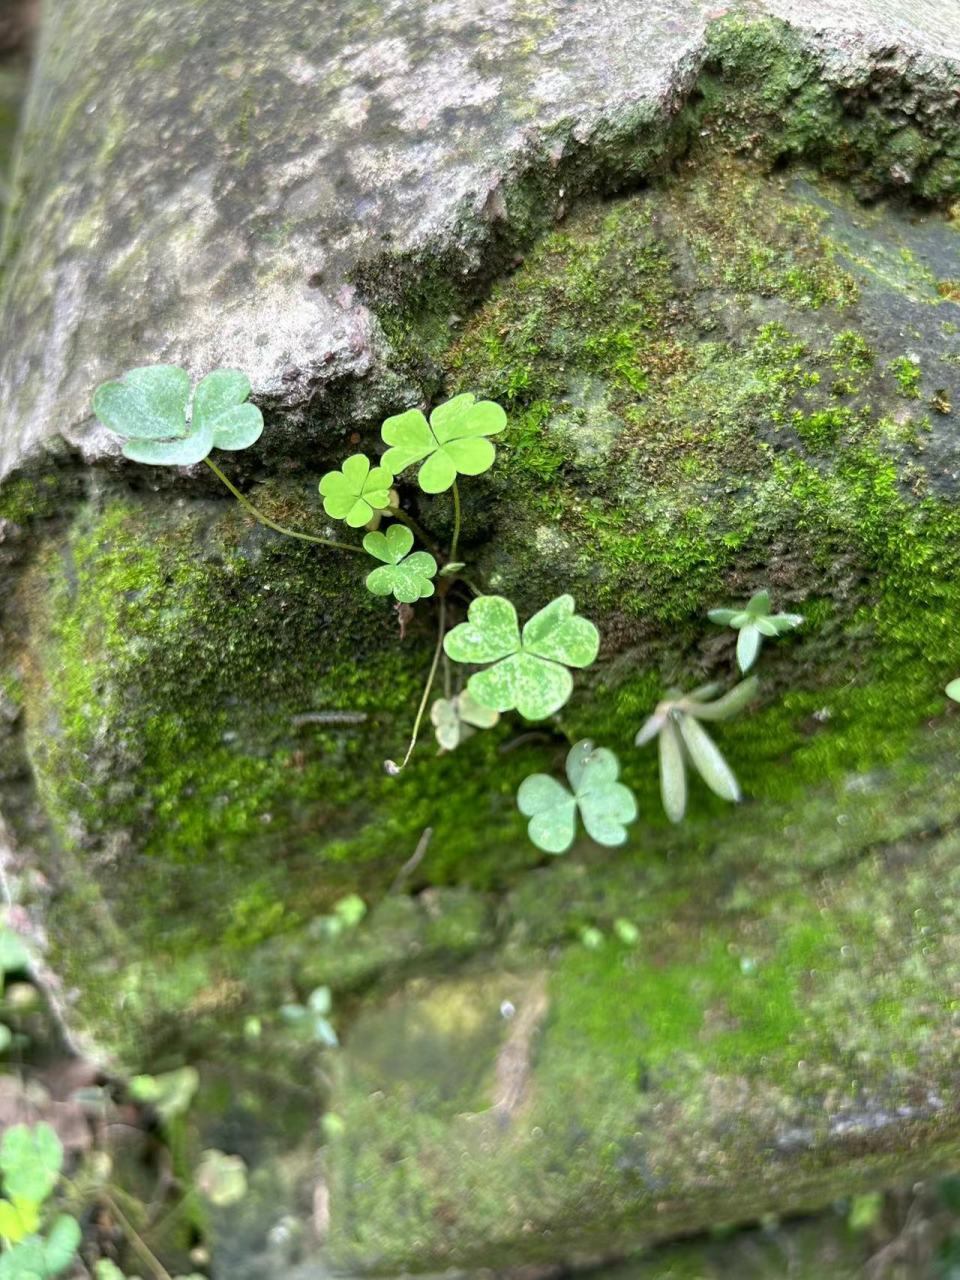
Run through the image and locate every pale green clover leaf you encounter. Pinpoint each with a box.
[129,1066,199,1122]
[708,589,803,673]
[947,679,960,703]
[517,740,637,854]
[0,927,29,975]
[281,986,338,1047]
[318,454,394,527]
[444,594,599,721]
[380,393,507,494]
[430,690,500,751]
[363,524,437,603]
[635,678,758,822]
[93,366,263,466]
[0,1123,63,1203]
[195,1150,248,1208]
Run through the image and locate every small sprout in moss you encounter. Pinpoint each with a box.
[381,393,507,493]
[888,354,922,398]
[430,690,500,751]
[363,525,437,602]
[444,594,599,721]
[517,740,637,853]
[281,985,338,1046]
[947,679,960,703]
[93,366,263,465]
[318,454,394,527]
[636,678,758,823]
[579,926,604,950]
[614,918,640,945]
[708,589,803,672]
[195,1149,248,1208]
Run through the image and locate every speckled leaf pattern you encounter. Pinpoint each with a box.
[518,740,637,853]
[93,364,263,466]
[192,369,264,451]
[320,453,395,527]
[381,393,507,494]
[444,594,598,720]
[363,524,436,602]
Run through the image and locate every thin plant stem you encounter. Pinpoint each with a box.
[450,480,462,564]
[101,1190,175,1280]
[204,458,363,554]
[388,506,443,559]
[392,598,446,773]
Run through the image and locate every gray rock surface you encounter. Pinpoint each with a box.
[1,0,959,480]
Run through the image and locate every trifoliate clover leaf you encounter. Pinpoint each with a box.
[363,524,437,602]
[318,454,394,527]
[430,690,500,751]
[195,1150,248,1208]
[708,589,803,673]
[444,594,599,721]
[381,393,507,493]
[92,366,263,466]
[0,1123,63,1203]
[281,986,338,1047]
[635,678,758,823]
[517,740,637,853]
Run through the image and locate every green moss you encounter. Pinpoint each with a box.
[888,354,923,398]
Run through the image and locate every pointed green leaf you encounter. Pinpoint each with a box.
[708,608,737,625]
[684,676,759,721]
[659,718,686,823]
[93,365,190,441]
[755,617,778,637]
[677,714,741,803]
[634,709,666,747]
[746,589,770,615]
[736,623,762,672]
[769,612,804,632]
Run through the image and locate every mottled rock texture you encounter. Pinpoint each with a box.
[2,1,960,1276]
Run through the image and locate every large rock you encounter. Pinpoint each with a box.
[2,1,960,1276]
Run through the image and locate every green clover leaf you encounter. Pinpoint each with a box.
[0,1123,63,1204]
[517,740,637,853]
[363,524,437,602]
[318,454,394,527]
[947,679,960,703]
[430,690,500,751]
[381,393,507,493]
[195,1150,248,1208]
[129,1066,199,1122]
[92,366,263,466]
[635,678,758,822]
[443,594,599,720]
[708,588,803,673]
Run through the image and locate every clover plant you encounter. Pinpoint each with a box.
[443,595,599,720]
[93,364,804,854]
[281,985,338,1046]
[518,740,637,853]
[635,678,758,822]
[947,679,960,703]
[708,590,803,673]
[363,525,437,602]
[431,690,500,751]
[0,1124,80,1279]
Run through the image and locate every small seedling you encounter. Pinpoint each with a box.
[444,595,599,720]
[280,986,338,1047]
[517,740,637,853]
[636,678,758,822]
[430,690,500,750]
[708,590,802,672]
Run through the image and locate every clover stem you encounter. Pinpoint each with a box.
[394,597,446,773]
[99,1189,175,1280]
[203,458,364,554]
[450,480,462,564]
[388,506,443,558]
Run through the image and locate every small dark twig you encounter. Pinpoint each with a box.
[390,827,432,893]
